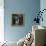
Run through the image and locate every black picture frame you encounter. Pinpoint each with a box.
[12,14,24,26]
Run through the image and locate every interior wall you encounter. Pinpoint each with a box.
[4,0,40,42]
[40,0,46,27]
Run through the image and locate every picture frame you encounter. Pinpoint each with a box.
[12,13,24,26]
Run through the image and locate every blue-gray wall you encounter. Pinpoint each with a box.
[40,0,46,27]
[4,0,40,42]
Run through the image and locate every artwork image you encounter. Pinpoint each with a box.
[12,13,24,26]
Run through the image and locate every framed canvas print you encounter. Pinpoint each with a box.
[12,13,24,26]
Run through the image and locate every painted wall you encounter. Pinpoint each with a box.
[4,0,40,42]
[40,0,46,27]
